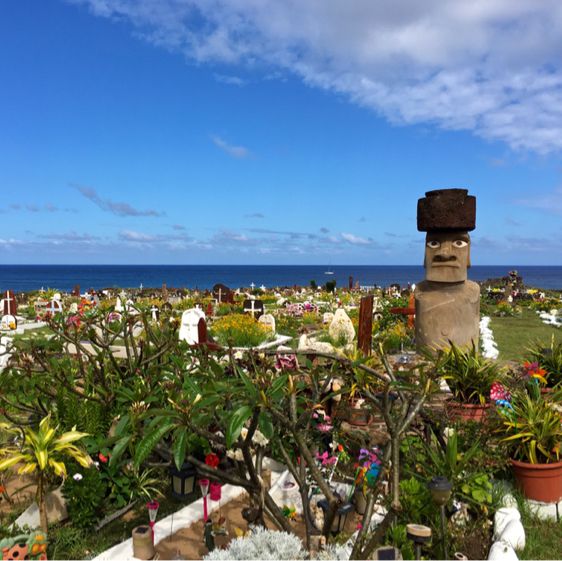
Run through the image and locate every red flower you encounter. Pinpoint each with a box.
[98,452,109,464]
[205,453,220,469]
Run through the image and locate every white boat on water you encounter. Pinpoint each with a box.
[324,270,334,275]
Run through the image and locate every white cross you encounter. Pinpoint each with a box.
[217,288,222,302]
[244,300,261,318]
[250,282,255,290]
[48,300,61,316]
[3,292,15,315]
[150,305,159,321]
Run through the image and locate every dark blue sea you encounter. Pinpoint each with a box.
[0,265,561,292]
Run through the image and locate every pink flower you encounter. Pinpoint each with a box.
[275,354,299,371]
[316,451,337,466]
[316,423,334,433]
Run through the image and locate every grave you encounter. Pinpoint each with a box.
[47,298,63,317]
[72,284,81,297]
[258,313,276,333]
[150,305,160,322]
[357,295,374,355]
[1,290,17,330]
[212,283,234,304]
[179,308,206,345]
[243,299,264,319]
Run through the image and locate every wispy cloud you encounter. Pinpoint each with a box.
[341,232,373,245]
[210,135,251,158]
[172,224,186,231]
[70,0,562,153]
[244,212,265,219]
[3,203,77,214]
[72,183,164,217]
[43,231,100,242]
[516,186,562,215]
[213,73,246,86]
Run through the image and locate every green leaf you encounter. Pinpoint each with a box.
[134,421,174,469]
[109,435,132,467]
[226,405,253,448]
[113,414,130,438]
[258,412,274,440]
[173,429,188,470]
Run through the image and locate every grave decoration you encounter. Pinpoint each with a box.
[414,188,480,350]
[47,297,63,318]
[150,304,160,322]
[179,308,206,345]
[243,299,264,319]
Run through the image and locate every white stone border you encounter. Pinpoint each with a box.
[480,316,499,359]
[537,310,561,328]
[488,493,524,560]
[233,334,292,351]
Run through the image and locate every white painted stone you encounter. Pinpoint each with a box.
[258,313,276,333]
[69,302,78,314]
[328,309,355,344]
[297,334,336,354]
[499,520,525,551]
[488,540,518,561]
[178,308,205,344]
[114,297,124,312]
[526,498,562,521]
[323,312,334,324]
[494,507,521,539]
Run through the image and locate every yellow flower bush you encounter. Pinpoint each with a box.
[211,313,272,348]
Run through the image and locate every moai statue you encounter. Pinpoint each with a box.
[414,189,480,351]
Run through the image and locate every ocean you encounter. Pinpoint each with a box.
[0,265,561,292]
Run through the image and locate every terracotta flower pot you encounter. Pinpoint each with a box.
[511,459,562,503]
[446,401,490,423]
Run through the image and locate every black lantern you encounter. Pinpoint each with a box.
[169,462,197,499]
[317,499,354,535]
[428,476,452,506]
[428,476,452,560]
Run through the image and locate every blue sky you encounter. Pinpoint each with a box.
[1,0,561,265]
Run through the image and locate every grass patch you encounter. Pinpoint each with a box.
[490,309,561,362]
[517,495,562,560]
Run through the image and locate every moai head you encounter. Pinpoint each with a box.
[417,189,476,283]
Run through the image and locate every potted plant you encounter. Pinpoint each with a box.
[432,343,503,422]
[499,384,562,502]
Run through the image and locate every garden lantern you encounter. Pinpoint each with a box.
[169,462,197,500]
[199,478,210,521]
[317,499,354,535]
[406,523,432,560]
[146,500,159,544]
[428,476,452,559]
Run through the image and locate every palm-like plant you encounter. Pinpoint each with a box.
[431,342,503,404]
[500,388,562,464]
[0,415,91,532]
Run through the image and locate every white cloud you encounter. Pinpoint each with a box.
[119,230,157,242]
[341,232,372,245]
[70,0,562,153]
[210,135,251,158]
[214,73,246,86]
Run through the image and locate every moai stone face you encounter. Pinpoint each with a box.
[424,231,471,283]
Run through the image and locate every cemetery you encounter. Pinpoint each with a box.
[0,190,561,560]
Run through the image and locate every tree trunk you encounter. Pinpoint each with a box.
[37,473,49,534]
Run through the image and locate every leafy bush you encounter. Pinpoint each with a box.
[211,314,272,347]
[62,465,108,528]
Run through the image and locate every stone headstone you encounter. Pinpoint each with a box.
[162,302,172,312]
[323,312,334,324]
[213,283,233,304]
[179,308,206,344]
[115,297,124,312]
[162,283,168,302]
[328,309,355,344]
[69,302,78,314]
[243,299,264,319]
[72,285,80,297]
[258,313,276,333]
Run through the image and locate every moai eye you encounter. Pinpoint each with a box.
[453,240,468,248]
[427,240,441,249]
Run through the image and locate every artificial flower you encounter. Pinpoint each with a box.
[98,452,109,464]
[205,453,220,469]
[72,473,83,481]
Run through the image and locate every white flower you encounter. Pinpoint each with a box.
[73,473,83,481]
[234,351,243,360]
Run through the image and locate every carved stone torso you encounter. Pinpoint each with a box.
[415,280,480,350]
